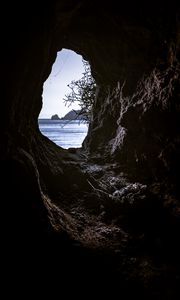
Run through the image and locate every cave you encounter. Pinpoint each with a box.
[2,1,180,298]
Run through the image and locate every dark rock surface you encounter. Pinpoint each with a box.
[61,109,84,120]
[51,114,60,120]
[2,1,180,298]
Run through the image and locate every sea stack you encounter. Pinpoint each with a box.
[51,114,60,120]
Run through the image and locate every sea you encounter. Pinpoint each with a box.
[38,119,88,149]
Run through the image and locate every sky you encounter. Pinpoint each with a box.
[39,49,85,119]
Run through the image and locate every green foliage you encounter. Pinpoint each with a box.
[63,60,96,122]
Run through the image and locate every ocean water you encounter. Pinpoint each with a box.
[38,119,88,149]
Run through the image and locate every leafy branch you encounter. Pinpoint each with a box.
[63,60,96,122]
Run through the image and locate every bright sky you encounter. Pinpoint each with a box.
[39,49,84,119]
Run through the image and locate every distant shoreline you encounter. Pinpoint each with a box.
[38,118,84,120]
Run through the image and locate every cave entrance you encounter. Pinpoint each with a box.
[38,49,93,149]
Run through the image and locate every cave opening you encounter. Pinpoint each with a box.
[38,48,92,149]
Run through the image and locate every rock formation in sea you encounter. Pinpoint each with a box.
[61,110,85,120]
[51,114,60,120]
[2,1,180,297]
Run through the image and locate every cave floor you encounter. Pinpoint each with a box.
[44,149,147,251]
[38,147,179,298]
